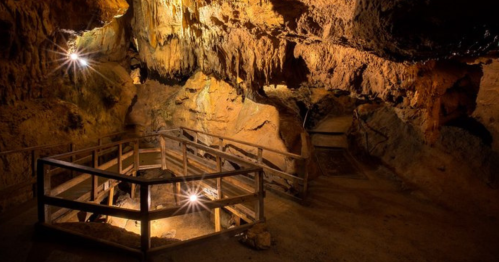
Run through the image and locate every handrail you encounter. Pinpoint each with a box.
[48,138,139,160]
[38,158,145,184]
[0,131,126,155]
[172,129,307,184]
[145,167,262,185]
[40,157,262,187]
[36,132,265,258]
[180,126,306,160]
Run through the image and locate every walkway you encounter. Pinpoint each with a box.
[1,157,498,262]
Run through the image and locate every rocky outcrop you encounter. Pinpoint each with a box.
[349,104,499,217]
[128,71,298,172]
[0,0,134,212]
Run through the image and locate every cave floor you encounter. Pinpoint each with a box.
[1,161,498,262]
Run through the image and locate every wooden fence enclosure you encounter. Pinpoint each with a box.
[36,130,268,258]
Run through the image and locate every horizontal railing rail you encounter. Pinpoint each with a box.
[177,126,310,199]
[180,126,306,160]
[0,132,127,206]
[37,132,265,259]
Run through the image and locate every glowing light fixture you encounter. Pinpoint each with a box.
[189,194,198,202]
[69,53,79,60]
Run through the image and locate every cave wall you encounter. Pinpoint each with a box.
[0,0,498,216]
[0,0,134,211]
[127,0,499,216]
[128,71,297,172]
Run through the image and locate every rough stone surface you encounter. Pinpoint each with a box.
[349,105,499,217]
[129,71,296,172]
[1,0,499,219]
[240,223,272,250]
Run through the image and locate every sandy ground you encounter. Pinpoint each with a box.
[0,161,498,262]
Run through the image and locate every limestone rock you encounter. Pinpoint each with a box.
[240,223,272,250]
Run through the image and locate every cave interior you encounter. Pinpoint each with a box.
[1,0,499,261]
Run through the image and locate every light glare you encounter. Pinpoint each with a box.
[189,194,198,202]
[69,53,78,60]
[79,59,88,66]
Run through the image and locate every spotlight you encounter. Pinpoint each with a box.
[79,59,88,66]
[189,194,198,202]
[69,53,78,60]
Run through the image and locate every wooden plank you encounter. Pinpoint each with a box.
[215,175,222,232]
[139,148,161,154]
[107,185,115,222]
[181,126,305,159]
[37,162,50,223]
[51,174,91,196]
[163,152,256,219]
[92,150,98,201]
[193,132,198,156]
[48,147,120,175]
[38,158,145,184]
[44,196,141,220]
[182,142,188,176]
[161,134,303,183]
[255,170,265,221]
[145,167,262,185]
[0,131,126,156]
[138,164,162,170]
[52,180,120,222]
[166,150,254,193]
[140,185,151,252]
[132,141,139,198]
[257,148,263,164]
[301,132,310,199]
[149,193,257,220]
[47,138,138,161]
[118,143,123,174]
[160,136,167,170]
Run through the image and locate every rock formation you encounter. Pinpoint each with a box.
[0,0,498,217]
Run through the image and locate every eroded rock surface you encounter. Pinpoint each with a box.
[129,71,294,171]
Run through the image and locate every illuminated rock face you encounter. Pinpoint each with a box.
[129,0,497,142]
[128,71,294,172]
[0,0,498,215]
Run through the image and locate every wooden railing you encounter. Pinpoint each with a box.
[177,126,310,200]
[0,132,126,209]
[37,133,265,258]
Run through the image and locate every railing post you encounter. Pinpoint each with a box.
[160,135,167,170]
[118,143,123,174]
[215,155,223,232]
[132,140,139,198]
[140,184,151,254]
[218,137,223,151]
[193,132,198,156]
[255,169,265,222]
[37,161,51,223]
[182,142,188,176]
[300,132,310,199]
[91,150,98,201]
[257,148,263,164]
[70,143,76,178]
[32,149,39,198]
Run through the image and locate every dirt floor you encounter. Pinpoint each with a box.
[1,160,498,262]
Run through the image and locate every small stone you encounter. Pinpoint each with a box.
[240,223,271,250]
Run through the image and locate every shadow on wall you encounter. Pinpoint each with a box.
[268,0,307,31]
[352,0,499,60]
